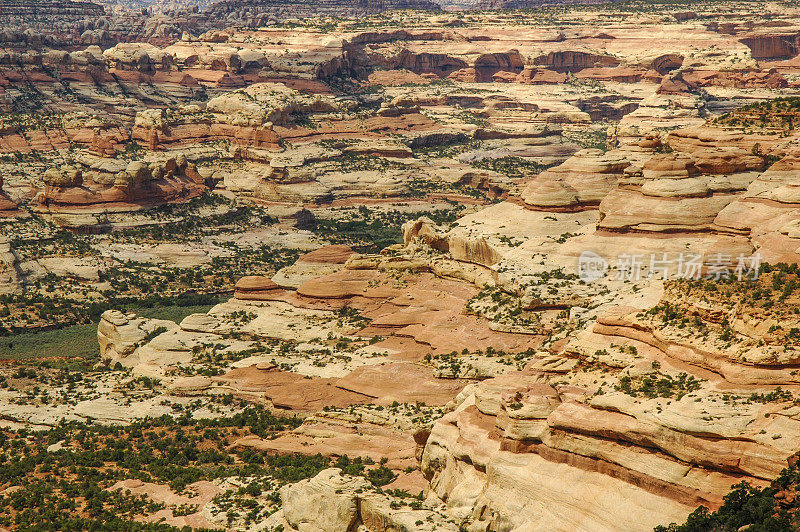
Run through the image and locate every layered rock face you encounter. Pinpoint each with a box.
[420,363,793,531]
[740,32,800,60]
[714,154,800,263]
[421,380,704,531]
[406,250,800,530]
[595,277,800,385]
[599,152,731,233]
[233,275,283,300]
[533,50,621,73]
[521,149,628,210]
[597,124,778,235]
[264,469,458,531]
[34,154,207,223]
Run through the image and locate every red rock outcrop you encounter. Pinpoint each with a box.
[34,155,206,218]
[533,51,621,72]
[575,66,647,83]
[651,53,683,74]
[597,124,773,235]
[298,245,355,265]
[740,32,800,60]
[521,149,629,210]
[392,50,468,78]
[516,66,568,84]
[447,67,478,82]
[473,50,524,82]
[234,275,284,301]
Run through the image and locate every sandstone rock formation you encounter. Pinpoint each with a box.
[714,154,800,263]
[272,245,356,288]
[264,469,457,531]
[598,132,765,234]
[521,149,629,210]
[233,275,283,300]
[34,154,207,225]
[10,6,800,532]
[98,310,179,368]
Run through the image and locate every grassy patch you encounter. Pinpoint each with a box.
[0,324,98,368]
[135,304,217,324]
[0,303,216,368]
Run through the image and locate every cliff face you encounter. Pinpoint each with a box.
[740,33,800,60]
[533,51,621,72]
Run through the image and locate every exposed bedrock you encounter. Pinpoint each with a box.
[740,32,800,60]
[533,51,621,73]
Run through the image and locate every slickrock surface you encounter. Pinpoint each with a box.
[34,154,207,224]
[233,275,283,300]
[263,468,457,531]
[97,204,799,530]
[521,148,629,209]
[272,245,356,288]
[10,4,800,532]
